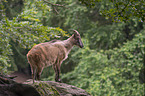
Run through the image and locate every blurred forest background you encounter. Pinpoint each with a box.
[0,0,145,95]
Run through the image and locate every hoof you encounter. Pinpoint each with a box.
[55,78,62,83]
[58,79,62,83]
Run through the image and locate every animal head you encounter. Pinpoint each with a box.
[73,30,84,48]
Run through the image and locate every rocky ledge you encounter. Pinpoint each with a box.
[0,74,91,96]
[25,80,91,96]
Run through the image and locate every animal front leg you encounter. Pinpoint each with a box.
[56,67,62,82]
[53,65,61,82]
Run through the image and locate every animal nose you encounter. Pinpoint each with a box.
[80,43,84,48]
[79,39,84,48]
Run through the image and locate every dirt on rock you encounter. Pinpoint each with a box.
[10,71,31,83]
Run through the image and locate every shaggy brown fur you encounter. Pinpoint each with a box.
[27,30,83,83]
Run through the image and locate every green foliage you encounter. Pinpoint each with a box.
[0,0,145,95]
[44,0,89,31]
[88,21,144,50]
[0,17,67,71]
[0,0,68,74]
[28,1,144,95]
[62,31,145,95]
[87,23,124,49]
[0,0,12,74]
[2,0,24,19]
[79,0,145,22]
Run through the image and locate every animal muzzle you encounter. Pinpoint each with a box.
[79,40,84,48]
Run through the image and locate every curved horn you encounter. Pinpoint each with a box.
[73,30,79,34]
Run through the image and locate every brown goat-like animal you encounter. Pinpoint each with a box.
[27,30,83,83]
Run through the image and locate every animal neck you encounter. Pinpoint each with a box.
[63,35,74,53]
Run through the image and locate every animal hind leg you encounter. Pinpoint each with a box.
[36,66,44,80]
[30,65,37,84]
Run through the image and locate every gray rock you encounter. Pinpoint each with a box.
[25,80,91,96]
[0,74,91,96]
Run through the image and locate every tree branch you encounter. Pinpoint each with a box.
[43,0,65,7]
[53,6,59,14]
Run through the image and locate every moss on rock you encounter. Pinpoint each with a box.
[25,80,91,96]
[33,82,60,96]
